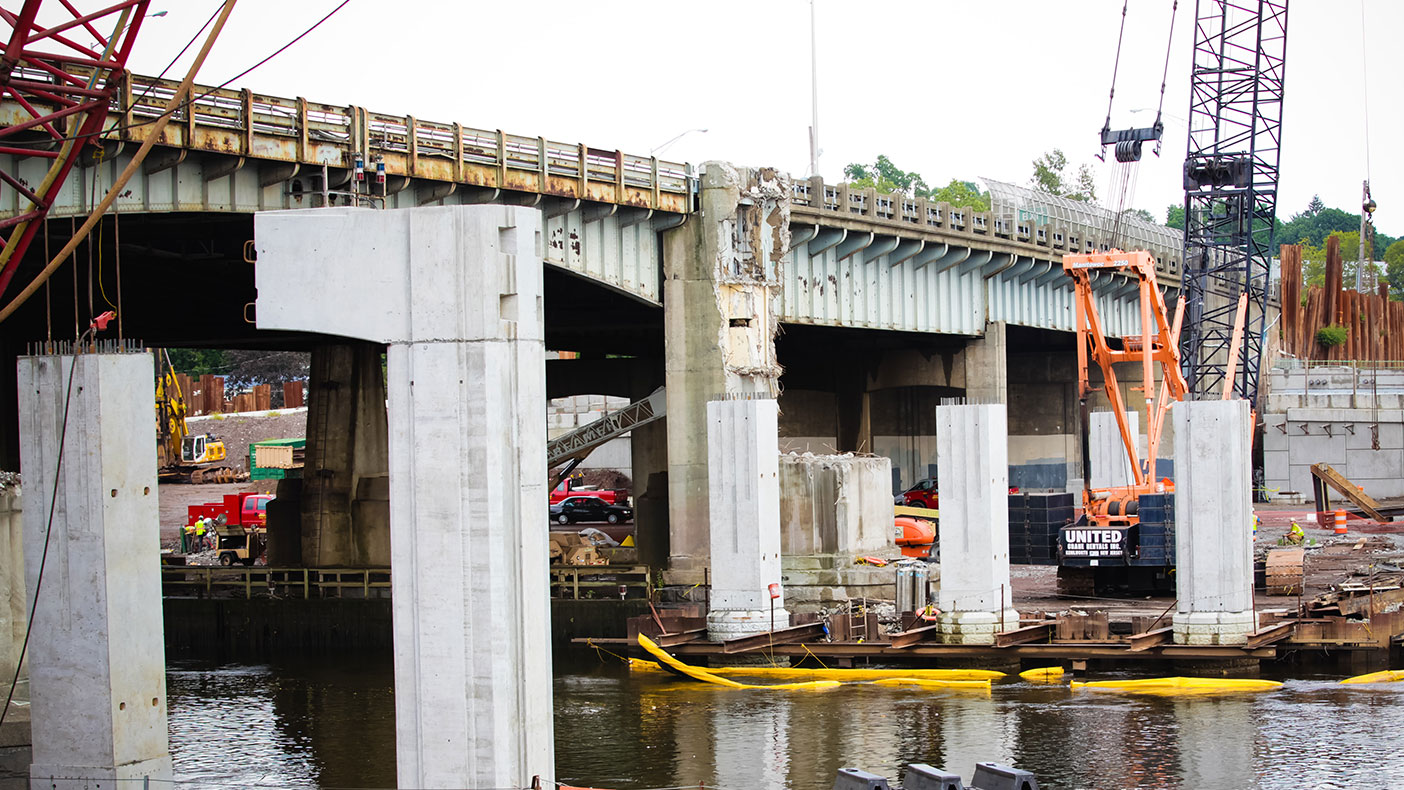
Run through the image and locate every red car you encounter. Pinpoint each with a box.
[899,477,1018,509]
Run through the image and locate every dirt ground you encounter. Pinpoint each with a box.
[186,408,307,475]
[1009,501,1404,618]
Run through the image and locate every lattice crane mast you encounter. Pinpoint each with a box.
[1179,0,1288,404]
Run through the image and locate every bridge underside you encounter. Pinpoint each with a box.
[0,211,664,467]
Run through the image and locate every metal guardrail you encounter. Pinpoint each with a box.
[550,564,651,600]
[163,564,652,600]
[0,66,695,213]
[789,178,1184,281]
[161,565,390,599]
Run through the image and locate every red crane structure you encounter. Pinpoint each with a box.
[0,0,150,299]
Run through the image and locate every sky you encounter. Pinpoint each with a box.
[122,0,1401,234]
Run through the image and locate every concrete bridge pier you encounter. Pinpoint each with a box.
[705,398,789,642]
[256,204,553,788]
[17,352,172,787]
[933,403,1019,644]
[1172,399,1255,645]
[963,321,1008,404]
[662,163,788,582]
[299,341,391,568]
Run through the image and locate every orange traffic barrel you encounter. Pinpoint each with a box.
[1334,509,1348,535]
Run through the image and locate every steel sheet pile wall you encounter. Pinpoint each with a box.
[1280,242,1404,362]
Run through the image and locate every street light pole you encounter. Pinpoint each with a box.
[809,0,820,178]
[650,128,708,157]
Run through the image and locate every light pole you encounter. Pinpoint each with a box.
[650,128,707,157]
[809,0,820,178]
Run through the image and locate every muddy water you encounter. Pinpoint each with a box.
[166,657,1404,789]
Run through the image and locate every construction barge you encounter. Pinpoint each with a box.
[577,577,1404,671]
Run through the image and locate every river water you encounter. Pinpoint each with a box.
[165,655,1404,790]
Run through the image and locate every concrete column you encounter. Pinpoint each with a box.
[0,488,23,712]
[1089,411,1140,489]
[779,453,895,603]
[301,341,390,568]
[835,365,872,454]
[17,352,172,786]
[1172,399,1254,645]
[630,416,669,567]
[662,163,789,581]
[706,398,789,639]
[963,321,1008,404]
[934,403,1018,643]
[255,205,553,788]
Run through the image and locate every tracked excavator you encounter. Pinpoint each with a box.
[155,349,238,484]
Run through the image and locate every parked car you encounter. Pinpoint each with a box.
[898,477,1019,509]
[551,495,633,525]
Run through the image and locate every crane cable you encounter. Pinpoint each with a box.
[1103,0,1180,250]
[1100,0,1130,141]
[1152,0,1179,149]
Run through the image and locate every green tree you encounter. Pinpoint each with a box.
[1165,204,1185,230]
[1306,194,1326,216]
[1385,239,1404,300]
[166,348,228,377]
[928,178,991,211]
[1030,148,1096,202]
[1124,208,1156,224]
[843,154,931,198]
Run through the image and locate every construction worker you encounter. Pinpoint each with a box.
[1286,519,1305,546]
[194,517,208,552]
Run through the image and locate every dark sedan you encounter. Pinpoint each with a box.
[550,495,633,525]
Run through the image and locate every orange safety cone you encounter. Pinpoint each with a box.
[1334,508,1348,535]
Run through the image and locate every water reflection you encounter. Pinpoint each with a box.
[167,658,1404,790]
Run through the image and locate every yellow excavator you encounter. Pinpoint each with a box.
[156,349,238,484]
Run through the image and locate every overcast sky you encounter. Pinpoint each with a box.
[127,0,1400,235]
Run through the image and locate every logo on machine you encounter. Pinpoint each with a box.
[1062,528,1126,558]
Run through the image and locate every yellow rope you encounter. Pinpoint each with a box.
[801,643,829,669]
[584,637,631,665]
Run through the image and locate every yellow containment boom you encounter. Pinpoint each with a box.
[1339,669,1404,685]
[627,656,1005,681]
[1019,666,1066,682]
[1071,677,1281,695]
[636,635,839,691]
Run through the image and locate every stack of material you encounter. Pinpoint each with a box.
[1280,240,1404,361]
[1009,492,1073,566]
[1055,611,1110,641]
[1265,548,1305,595]
[550,534,605,566]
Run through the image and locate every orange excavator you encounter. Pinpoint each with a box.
[1057,250,1187,594]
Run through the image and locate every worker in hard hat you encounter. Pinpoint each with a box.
[1286,520,1305,546]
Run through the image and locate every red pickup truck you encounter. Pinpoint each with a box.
[549,477,621,505]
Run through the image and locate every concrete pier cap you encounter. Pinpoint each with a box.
[1172,399,1255,645]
